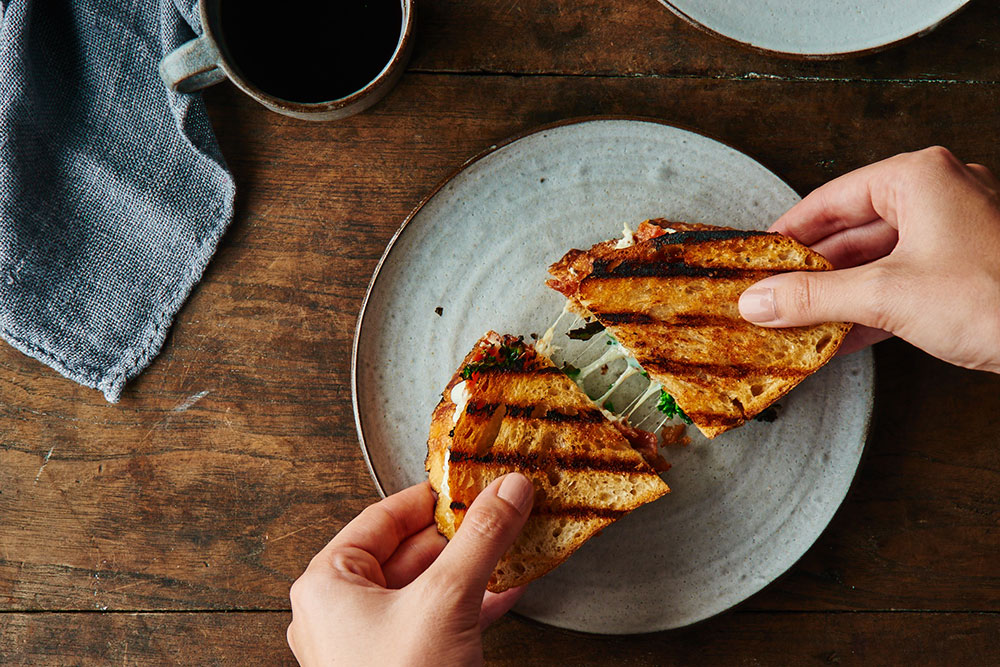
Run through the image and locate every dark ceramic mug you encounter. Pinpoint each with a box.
[159,0,415,121]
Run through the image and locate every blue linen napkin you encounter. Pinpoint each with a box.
[0,0,235,402]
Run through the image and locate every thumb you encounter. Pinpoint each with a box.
[420,473,534,605]
[739,265,886,329]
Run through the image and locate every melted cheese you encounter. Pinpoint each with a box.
[536,302,576,358]
[440,449,450,501]
[614,222,636,249]
[450,381,471,424]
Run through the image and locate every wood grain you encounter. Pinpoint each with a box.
[485,612,1000,666]
[2,611,998,665]
[0,612,296,666]
[413,0,1000,81]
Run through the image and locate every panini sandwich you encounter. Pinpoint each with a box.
[426,332,670,593]
[547,220,851,439]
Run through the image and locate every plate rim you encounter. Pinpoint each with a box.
[658,0,972,60]
[351,114,801,499]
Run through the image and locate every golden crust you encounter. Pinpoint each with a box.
[547,220,852,439]
[425,332,670,592]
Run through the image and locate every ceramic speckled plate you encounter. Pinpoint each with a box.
[352,118,873,634]
[662,0,970,58]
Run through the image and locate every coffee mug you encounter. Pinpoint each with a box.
[160,0,415,121]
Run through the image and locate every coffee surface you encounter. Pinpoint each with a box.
[219,0,403,103]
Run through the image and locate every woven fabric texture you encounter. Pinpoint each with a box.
[0,0,235,401]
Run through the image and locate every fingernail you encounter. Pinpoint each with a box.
[496,473,534,515]
[739,287,777,323]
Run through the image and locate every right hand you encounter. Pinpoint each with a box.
[738,146,1000,374]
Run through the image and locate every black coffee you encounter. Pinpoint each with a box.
[218,0,403,104]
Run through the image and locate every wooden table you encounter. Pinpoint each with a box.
[3,1,1000,663]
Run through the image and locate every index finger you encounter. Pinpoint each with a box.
[325,482,438,564]
[770,155,901,244]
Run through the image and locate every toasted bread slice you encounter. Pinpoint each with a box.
[426,332,670,593]
[547,220,852,439]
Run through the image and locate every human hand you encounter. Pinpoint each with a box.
[286,474,534,667]
[739,146,1000,373]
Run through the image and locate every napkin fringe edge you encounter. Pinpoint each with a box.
[0,190,234,404]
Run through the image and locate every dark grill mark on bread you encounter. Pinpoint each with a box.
[449,501,467,511]
[498,404,604,423]
[541,408,604,423]
[597,313,749,328]
[648,229,769,247]
[465,401,500,417]
[598,312,655,325]
[449,450,652,474]
[503,404,535,419]
[588,259,767,281]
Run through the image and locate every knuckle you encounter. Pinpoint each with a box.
[460,504,510,542]
[917,145,957,167]
[288,574,310,608]
[356,502,382,526]
[966,164,1000,195]
[862,263,894,293]
[327,549,362,575]
[357,501,403,542]
[889,147,964,203]
[414,569,466,606]
[323,547,382,583]
[785,273,818,318]
[859,265,898,329]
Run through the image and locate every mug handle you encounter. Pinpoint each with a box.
[159,35,227,93]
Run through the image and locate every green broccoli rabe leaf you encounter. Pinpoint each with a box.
[562,363,581,379]
[656,389,692,424]
[602,399,615,412]
[567,320,605,340]
[460,343,525,379]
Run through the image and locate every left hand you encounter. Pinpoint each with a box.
[286,475,534,666]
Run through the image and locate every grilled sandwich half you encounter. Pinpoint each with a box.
[426,332,670,593]
[547,220,852,439]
